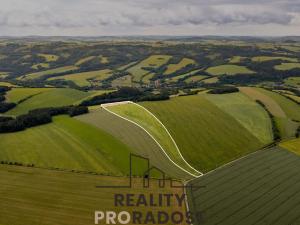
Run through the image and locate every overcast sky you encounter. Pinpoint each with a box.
[0,0,299,36]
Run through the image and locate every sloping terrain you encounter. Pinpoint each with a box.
[188,147,300,225]
[205,92,273,144]
[127,55,172,83]
[0,164,186,225]
[141,95,265,172]
[76,108,193,179]
[6,88,91,116]
[106,102,201,177]
[0,116,137,176]
[48,69,112,87]
[206,65,255,76]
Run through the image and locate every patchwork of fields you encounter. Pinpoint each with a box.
[6,88,91,116]
[188,147,300,225]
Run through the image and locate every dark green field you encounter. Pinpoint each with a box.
[188,147,300,225]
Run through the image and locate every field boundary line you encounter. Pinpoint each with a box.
[101,103,202,178]
[187,142,277,183]
[131,102,202,176]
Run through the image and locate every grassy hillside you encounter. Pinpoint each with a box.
[184,75,208,83]
[0,116,138,176]
[77,108,193,180]
[257,88,300,121]
[140,95,264,172]
[279,138,300,155]
[5,88,53,103]
[252,56,298,62]
[107,102,200,177]
[20,66,78,80]
[188,147,300,225]
[274,63,300,70]
[0,164,185,225]
[164,58,195,75]
[6,88,91,116]
[240,87,300,138]
[48,69,112,87]
[127,55,171,82]
[206,65,255,76]
[205,92,273,144]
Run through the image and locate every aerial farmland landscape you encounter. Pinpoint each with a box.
[0,0,300,225]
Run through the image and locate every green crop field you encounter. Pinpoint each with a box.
[167,69,202,83]
[257,88,300,121]
[37,53,59,62]
[275,63,300,70]
[239,87,286,118]
[48,69,112,87]
[31,63,50,69]
[127,55,172,82]
[5,87,53,103]
[6,88,91,116]
[20,66,78,80]
[0,115,139,176]
[0,164,186,225]
[188,147,300,225]
[284,77,300,88]
[184,75,208,83]
[141,73,155,84]
[77,108,192,180]
[141,95,264,172]
[75,56,96,66]
[229,56,245,63]
[164,58,195,75]
[206,65,255,76]
[252,56,298,62]
[280,138,300,155]
[107,102,200,177]
[285,94,300,103]
[201,77,219,84]
[240,87,300,138]
[111,75,132,87]
[0,82,18,87]
[205,92,273,144]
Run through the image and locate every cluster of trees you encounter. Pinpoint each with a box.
[0,86,17,113]
[80,87,169,106]
[256,100,281,141]
[0,105,88,133]
[296,126,300,138]
[208,87,239,94]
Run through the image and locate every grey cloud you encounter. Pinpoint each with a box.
[0,0,298,36]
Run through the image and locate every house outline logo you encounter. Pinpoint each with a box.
[96,153,205,190]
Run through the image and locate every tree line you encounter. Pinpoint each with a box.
[0,105,88,133]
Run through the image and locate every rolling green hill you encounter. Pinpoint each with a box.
[204,92,273,144]
[19,66,78,80]
[240,87,300,138]
[0,116,138,176]
[206,65,255,76]
[76,107,193,179]
[48,69,112,87]
[6,88,91,116]
[141,95,265,172]
[5,88,53,103]
[106,102,201,177]
[127,55,172,83]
